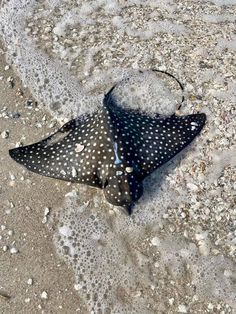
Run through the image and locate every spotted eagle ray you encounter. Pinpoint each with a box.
[9,74,206,214]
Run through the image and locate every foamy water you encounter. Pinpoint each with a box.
[1,0,236,313]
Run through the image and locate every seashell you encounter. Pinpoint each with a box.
[125,167,133,173]
[75,143,85,153]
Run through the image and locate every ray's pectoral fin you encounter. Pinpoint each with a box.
[8,113,102,188]
[166,112,206,151]
[8,137,62,177]
[9,118,76,167]
[8,116,89,181]
[138,112,206,177]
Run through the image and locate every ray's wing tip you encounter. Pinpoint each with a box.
[199,112,206,121]
[9,148,16,160]
[9,147,22,162]
[197,112,207,127]
[191,112,206,130]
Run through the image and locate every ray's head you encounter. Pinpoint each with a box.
[103,167,143,215]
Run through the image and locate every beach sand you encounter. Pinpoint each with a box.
[0,43,86,313]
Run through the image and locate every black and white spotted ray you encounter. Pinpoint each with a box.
[9,87,206,214]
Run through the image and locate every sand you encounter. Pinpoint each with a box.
[0,43,86,313]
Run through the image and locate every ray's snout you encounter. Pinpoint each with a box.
[103,176,143,215]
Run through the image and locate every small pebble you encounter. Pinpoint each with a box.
[169,224,176,233]
[16,88,24,97]
[10,174,16,181]
[1,130,9,139]
[9,202,14,208]
[7,76,14,88]
[4,65,10,71]
[169,298,174,305]
[8,230,13,236]
[151,237,160,246]
[27,278,33,285]
[208,303,214,310]
[11,112,21,119]
[10,247,18,254]
[49,121,56,128]
[25,100,34,108]
[178,304,188,313]
[42,207,50,224]
[35,122,43,128]
[3,246,8,252]
[44,207,50,216]
[41,291,48,299]
[15,141,23,148]
[9,180,15,187]
[74,284,81,291]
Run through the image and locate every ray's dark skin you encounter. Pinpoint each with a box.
[9,74,206,215]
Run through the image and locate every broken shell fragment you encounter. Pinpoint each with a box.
[116,170,123,176]
[72,167,77,177]
[75,143,85,153]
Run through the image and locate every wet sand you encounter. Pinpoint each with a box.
[0,43,86,314]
